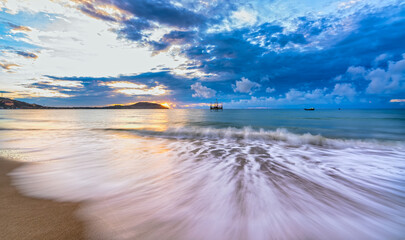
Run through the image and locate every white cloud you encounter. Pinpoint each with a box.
[260,75,270,82]
[101,81,168,96]
[333,65,366,82]
[39,80,83,88]
[266,87,275,93]
[330,53,405,96]
[338,0,362,9]
[304,88,327,99]
[284,89,303,101]
[231,8,258,26]
[390,99,405,103]
[233,77,261,94]
[230,84,359,107]
[373,53,390,66]
[191,82,216,98]
[0,0,189,98]
[366,56,405,94]
[229,96,276,108]
[116,86,167,96]
[228,81,366,107]
[346,66,366,76]
[329,83,357,102]
[330,83,356,97]
[285,88,328,101]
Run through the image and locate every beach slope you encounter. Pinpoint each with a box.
[0,158,85,240]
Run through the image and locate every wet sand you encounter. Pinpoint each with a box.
[0,158,85,240]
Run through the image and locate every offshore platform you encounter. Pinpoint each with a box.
[210,99,223,111]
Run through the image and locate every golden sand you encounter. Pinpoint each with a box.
[0,158,85,240]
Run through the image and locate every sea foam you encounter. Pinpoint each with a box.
[9,127,405,239]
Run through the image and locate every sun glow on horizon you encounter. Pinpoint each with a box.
[161,102,170,108]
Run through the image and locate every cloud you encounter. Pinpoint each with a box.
[0,7,188,84]
[229,88,328,108]
[162,30,197,45]
[1,0,404,108]
[329,83,357,102]
[100,81,168,96]
[196,4,403,90]
[366,55,405,94]
[275,86,355,104]
[113,0,206,28]
[285,88,327,102]
[346,66,366,77]
[15,51,38,59]
[332,66,366,83]
[191,82,216,98]
[373,53,390,66]
[77,2,124,22]
[231,8,258,26]
[77,0,206,30]
[30,80,83,89]
[117,18,152,41]
[260,75,270,82]
[114,86,167,96]
[232,77,261,94]
[229,84,360,108]
[16,81,74,98]
[0,62,20,70]
[390,99,405,103]
[149,30,197,53]
[8,23,31,32]
[36,71,202,106]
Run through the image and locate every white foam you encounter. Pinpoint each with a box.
[129,126,405,149]
[8,128,405,239]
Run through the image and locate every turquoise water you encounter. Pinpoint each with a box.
[1,109,404,239]
[2,109,403,140]
[145,109,405,141]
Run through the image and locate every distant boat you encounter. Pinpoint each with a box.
[210,99,223,111]
[304,107,315,111]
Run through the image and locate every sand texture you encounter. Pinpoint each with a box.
[0,158,85,240]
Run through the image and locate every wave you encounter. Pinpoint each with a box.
[102,126,405,149]
[7,124,405,239]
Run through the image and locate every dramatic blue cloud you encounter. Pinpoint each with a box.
[15,51,38,59]
[1,0,404,108]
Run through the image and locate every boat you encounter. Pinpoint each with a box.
[304,107,315,111]
[210,99,223,111]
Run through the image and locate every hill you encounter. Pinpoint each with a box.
[0,98,169,109]
[0,97,46,109]
[104,102,168,109]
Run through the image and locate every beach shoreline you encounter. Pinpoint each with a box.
[0,158,85,240]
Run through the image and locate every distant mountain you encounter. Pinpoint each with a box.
[103,102,168,109]
[0,98,169,109]
[0,97,46,109]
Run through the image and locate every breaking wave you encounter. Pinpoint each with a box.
[103,126,405,149]
[9,125,405,239]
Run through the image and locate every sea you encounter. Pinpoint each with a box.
[0,109,404,239]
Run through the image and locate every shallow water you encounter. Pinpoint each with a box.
[0,109,404,239]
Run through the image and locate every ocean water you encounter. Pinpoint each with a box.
[0,109,404,239]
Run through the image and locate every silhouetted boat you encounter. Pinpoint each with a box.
[304,108,315,111]
[210,99,223,111]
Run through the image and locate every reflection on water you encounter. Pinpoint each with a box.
[1,109,405,239]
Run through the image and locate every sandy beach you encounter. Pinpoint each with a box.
[0,158,85,240]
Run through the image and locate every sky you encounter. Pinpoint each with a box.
[0,0,404,108]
